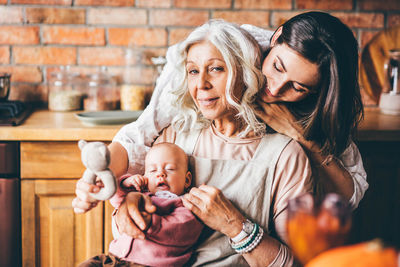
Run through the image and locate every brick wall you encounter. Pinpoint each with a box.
[0,0,399,104]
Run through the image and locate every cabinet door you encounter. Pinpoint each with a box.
[351,141,400,246]
[21,180,104,267]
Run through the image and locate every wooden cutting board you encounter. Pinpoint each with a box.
[360,25,400,104]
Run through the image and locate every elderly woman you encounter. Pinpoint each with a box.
[74,20,312,266]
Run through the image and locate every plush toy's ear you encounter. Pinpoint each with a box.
[78,140,87,150]
[99,145,107,158]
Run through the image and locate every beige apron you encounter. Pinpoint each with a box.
[175,128,291,267]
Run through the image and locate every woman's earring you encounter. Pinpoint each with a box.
[271,26,283,46]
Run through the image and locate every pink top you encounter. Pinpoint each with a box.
[109,193,203,267]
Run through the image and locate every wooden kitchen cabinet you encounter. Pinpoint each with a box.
[20,141,113,267]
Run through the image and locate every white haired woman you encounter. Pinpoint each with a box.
[73,20,313,266]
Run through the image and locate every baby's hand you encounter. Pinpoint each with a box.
[122,175,148,192]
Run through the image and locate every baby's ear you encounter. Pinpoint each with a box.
[184,171,192,189]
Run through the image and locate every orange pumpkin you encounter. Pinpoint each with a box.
[306,239,399,267]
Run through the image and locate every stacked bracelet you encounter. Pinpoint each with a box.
[230,223,264,254]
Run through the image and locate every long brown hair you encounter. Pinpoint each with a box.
[274,11,364,157]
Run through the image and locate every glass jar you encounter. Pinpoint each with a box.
[120,48,150,111]
[286,193,351,265]
[48,66,83,111]
[83,67,118,111]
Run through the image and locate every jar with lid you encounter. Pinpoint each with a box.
[48,66,83,111]
[83,67,118,111]
[120,48,152,111]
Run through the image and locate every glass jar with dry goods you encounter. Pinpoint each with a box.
[83,68,118,111]
[120,48,155,111]
[48,66,83,111]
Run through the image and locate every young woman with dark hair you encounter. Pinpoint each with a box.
[256,11,367,206]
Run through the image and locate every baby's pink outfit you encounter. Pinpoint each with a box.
[109,192,203,267]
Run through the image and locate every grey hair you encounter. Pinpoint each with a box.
[167,19,266,137]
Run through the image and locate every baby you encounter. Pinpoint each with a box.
[80,142,203,267]
[122,142,193,197]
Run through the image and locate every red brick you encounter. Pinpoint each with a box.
[297,0,352,10]
[169,28,194,45]
[359,0,400,11]
[108,28,167,46]
[26,8,85,24]
[0,0,7,3]
[9,84,46,102]
[88,8,146,25]
[150,10,209,26]
[75,0,134,6]
[271,11,303,27]
[332,12,384,29]
[174,0,231,8]
[136,0,172,7]
[13,47,76,65]
[0,7,23,23]
[11,0,72,5]
[0,26,39,45]
[79,47,125,66]
[235,0,291,10]
[43,26,105,45]
[213,11,270,27]
[0,66,42,83]
[0,46,10,64]
[360,30,379,48]
[388,14,400,27]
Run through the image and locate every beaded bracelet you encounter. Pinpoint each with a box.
[230,223,264,254]
[230,223,258,249]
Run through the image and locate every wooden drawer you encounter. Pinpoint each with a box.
[21,141,84,179]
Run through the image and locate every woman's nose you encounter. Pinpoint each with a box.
[197,72,211,90]
[269,79,286,96]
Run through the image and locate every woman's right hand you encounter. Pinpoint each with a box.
[72,178,102,214]
[255,100,305,142]
[114,191,156,239]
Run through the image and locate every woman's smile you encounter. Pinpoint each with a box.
[197,97,220,107]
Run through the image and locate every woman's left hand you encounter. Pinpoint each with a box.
[255,100,304,142]
[182,184,245,238]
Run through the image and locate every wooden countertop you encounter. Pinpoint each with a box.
[357,107,400,141]
[0,110,121,141]
[0,107,399,141]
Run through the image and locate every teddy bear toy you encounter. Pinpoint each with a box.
[78,140,117,201]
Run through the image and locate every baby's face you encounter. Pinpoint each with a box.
[145,144,191,196]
